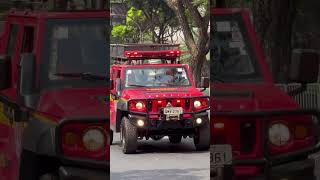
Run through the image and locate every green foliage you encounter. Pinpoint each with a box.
[111,1,180,43]
[111,7,149,43]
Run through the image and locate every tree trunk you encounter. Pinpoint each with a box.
[165,0,209,87]
[252,0,295,83]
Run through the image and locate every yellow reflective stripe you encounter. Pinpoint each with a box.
[0,102,10,126]
[31,113,58,126]
[120,98,127,102]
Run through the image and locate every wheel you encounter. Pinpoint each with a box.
[110,130,113,145]
[194,120,210,151]
[169,135,182,144]
[19,150,40,180]
[120,116,138,154]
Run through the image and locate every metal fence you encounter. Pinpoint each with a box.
[276,83,320,109]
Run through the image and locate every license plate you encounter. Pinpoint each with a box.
[210,145,232,167]
[164,107,183,120]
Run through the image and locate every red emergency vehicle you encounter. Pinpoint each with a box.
[0,7,109,180]
[110,44,210,154]
[211,8,320,180]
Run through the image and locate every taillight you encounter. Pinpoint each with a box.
[60,122,108,161]
[193,97,209,110]
[129,100,147,112]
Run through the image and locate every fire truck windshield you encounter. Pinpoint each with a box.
[41,18,108,89]
[211,14,263,83]
[124,66,191,88]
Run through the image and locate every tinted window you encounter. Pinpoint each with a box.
[211,14,263,83]
[6,24,18,56]
[124,66,191,88]
[41,18,109,89]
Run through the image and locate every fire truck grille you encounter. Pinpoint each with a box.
[147,98,192,113]
[240,121,256,153]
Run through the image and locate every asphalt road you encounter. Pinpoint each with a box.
[110,133,210,180]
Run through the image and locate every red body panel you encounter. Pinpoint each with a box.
[0,10,109,180]
[211,9,314,178]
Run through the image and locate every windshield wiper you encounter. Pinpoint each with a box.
[128,84,147,87]
[54,72,107,81]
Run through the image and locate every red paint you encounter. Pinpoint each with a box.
[110,46,208,136]
[0,9,109,179]
[211,9,315,178]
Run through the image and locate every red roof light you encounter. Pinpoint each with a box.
[124,50,182,59]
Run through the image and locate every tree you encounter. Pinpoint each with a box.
[112,7,148,43]
[126,0,180,43]
[164,0,209,86]
[251,0,296,83]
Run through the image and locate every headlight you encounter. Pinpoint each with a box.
[82,128,105,151]
[194,100,201,108]
[268,123,291,146]
[136,102,144,109]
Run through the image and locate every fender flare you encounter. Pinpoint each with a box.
[21,118,57,157]
[116,99,128,132]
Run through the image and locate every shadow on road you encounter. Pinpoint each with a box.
[113,137,208,154]
[111,168,206,180]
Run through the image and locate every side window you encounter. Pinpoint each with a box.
[6,24,18,57]
[21,26,35,53]
[116,70,121,78]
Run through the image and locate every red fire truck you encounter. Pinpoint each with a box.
[211,9,320,180]
[0,5,109,180]
[110,44,210,154]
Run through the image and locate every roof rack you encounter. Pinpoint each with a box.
[111,44,182,65]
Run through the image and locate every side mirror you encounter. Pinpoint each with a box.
[19,53,36,96]
[115,78,121,97]
[110,79,114,90]
[201,77,209,88]
[289,49,319,83]
[0,55,11,90]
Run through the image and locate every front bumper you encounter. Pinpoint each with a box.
[128,111,209,131]
[211,109,320,180]
[59,166,108,180]
[212,150,318,180]
[269,157,314,179]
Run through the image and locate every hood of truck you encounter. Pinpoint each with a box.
[212,83,300,112]
[36,88,108,121]
[121,87,204,100]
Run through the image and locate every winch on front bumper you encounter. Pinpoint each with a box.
[210,109,320,180]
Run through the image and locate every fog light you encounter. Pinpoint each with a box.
[137,120,144,127]
[196,118,202,124]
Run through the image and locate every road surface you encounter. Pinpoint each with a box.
[110,133,210,180]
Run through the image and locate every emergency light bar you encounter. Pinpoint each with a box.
[124,50,182,59]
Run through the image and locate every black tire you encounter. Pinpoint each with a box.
[110,130,113,145]
[194,120,210,151]
[169,135,182,144]
[19,150,40,180]
[120,116,138,154]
